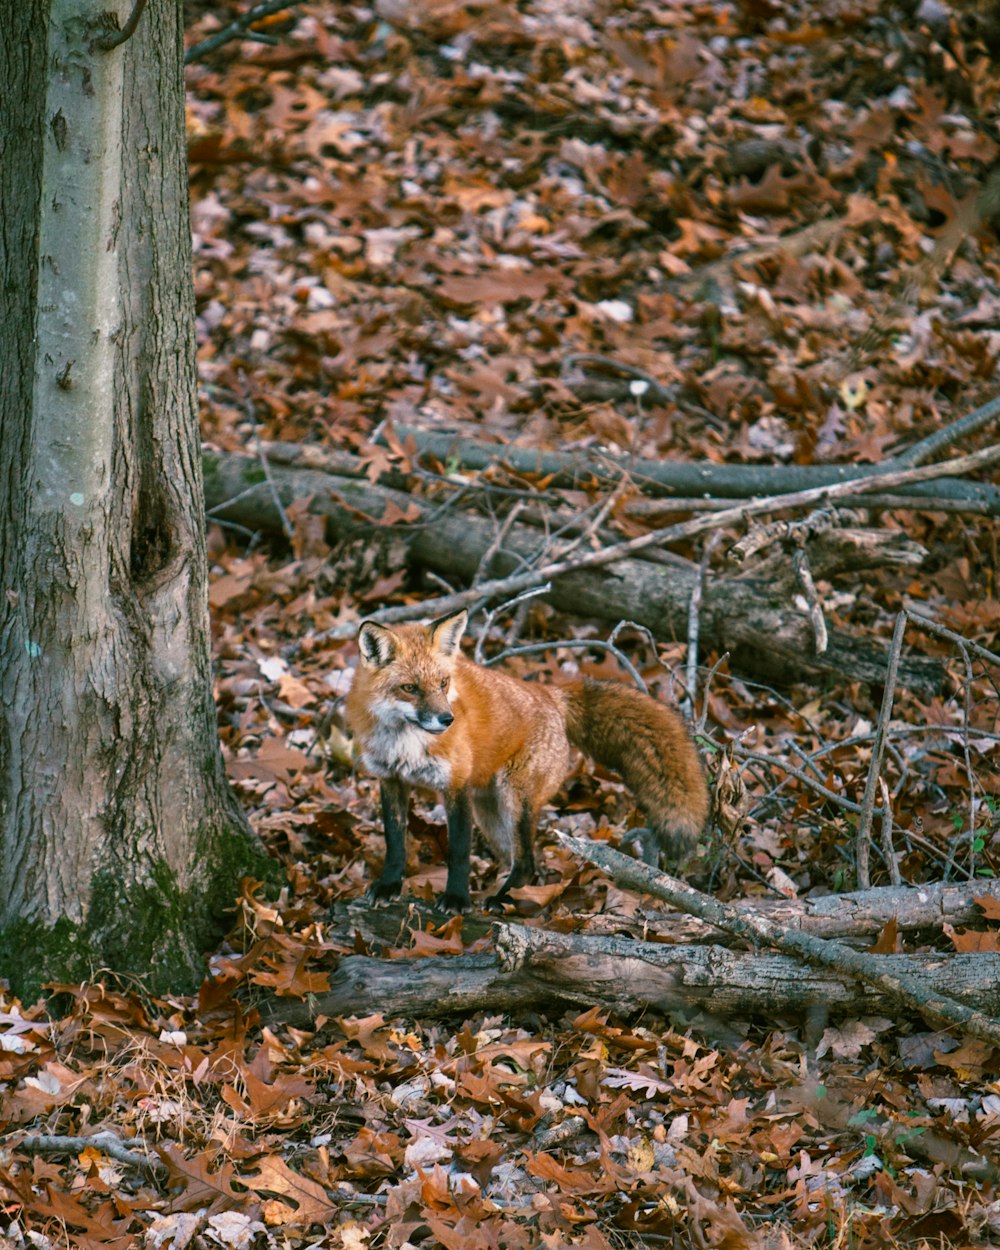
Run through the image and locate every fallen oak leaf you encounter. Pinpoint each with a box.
[943,922,1000,953]
[158,1143,243,1215]
[241,1154,337,1227]
[601,1067,672,1098]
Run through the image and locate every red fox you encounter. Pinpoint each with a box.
[345,609,709,911]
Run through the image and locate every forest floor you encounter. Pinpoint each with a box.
[3,0,1000,1246]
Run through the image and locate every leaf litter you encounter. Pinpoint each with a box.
[4,0,1000,1246]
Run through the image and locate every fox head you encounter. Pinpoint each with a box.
[356,610,467,735]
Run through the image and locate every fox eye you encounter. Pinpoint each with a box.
[439,678,449,690]
[399,683,418,695]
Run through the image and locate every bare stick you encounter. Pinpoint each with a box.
[627,493,1000,516]
[683,535,720,719]
[729,507,844,564]
[856,612,907,889]
[894,392,1000,467]
[484,635,647,693]
[472,503,525,586]
[472,584,550,664]
[562,353,673,403]
[389,426,1000,512]
[240,376,293,541]
[793,548,828,654]
[945,644,980,881]
[94,0,148,49]
[533,1116,589,1151]
[734,746,862,813]
[321,444,1000,639]
[905,611,1000,667]
[693,654,728,740]
[961,645,978,876]
[878,777,901,886]
[557,833,1000,1047]
[185,0,298,64]
[16,1131,165,1178]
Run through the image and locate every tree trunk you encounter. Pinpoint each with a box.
[0,0,271,998]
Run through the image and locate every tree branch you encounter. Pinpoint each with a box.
[558,833,1000,1047]
[324,443,1000,635]
[185,1,298,65]
[94,0,148,50]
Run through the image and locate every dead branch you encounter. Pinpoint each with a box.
[94,0,148,50]
[856,612,907,888]
[312,443,1000,631]
[201,449,945,692]
[185,0,297,64]
[559,834,1000,1047]
[15,1131,165,1178]
[326,875,1000,948]
[384,426,1000,513]
[265,940,1000,1030]
[893,392,1000,466]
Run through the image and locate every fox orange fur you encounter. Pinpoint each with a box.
[345,610,709,911]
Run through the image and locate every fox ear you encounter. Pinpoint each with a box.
[358,620,397,668]
[429,609,467,657]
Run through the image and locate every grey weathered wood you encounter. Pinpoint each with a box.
[266,940,1000,1028]
[201,451,942,692]
[0,0,267,994]
[384,426,1000,512]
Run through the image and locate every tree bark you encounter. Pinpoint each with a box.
[266,943,1000,1028]
[326,877,1000,946]
[201,451,943,692]
[0,0,271,998]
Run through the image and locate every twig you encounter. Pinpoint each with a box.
[683,535,721,719]
[16,1131,165,1178]
[856,613,907,889]
[734,746,862,814]
[484,636,647,693]
[728,508,843,564]
[319,443,1000,639]
[557,833,1000,1047]
[625,493,1000,516]
[185,0,298,64]
[561,353,673,403]
[94,0,148,49]
[473,585,550,664]
[893,392,1000,467]
[243,387,293,542]
[532,1115,589,1151]
[792,548,828,654]
[946,644,980,881]
[697,652,729,739]
[879,778,901,887]
[472,503,525,587]
[905,611,1000,667]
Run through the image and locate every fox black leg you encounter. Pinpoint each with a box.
[368,777,409,904]
[485,804,537,912]
[440,786,473,913]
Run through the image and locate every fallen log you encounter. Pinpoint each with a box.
[265,940,1000,1029]
[325,876,1000,948]
[384,426,1000,514]
[201,450,943,691]
[559,834,1000,1047]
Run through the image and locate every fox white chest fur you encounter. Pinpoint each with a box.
[360,701,453,791]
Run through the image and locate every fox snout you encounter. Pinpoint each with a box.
[416,706,454,734]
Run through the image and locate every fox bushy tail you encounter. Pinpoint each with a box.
[562,678,709,865]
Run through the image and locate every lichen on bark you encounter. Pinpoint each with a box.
[0,0,277,1000]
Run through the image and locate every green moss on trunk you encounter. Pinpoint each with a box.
[0,823,282,1003]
